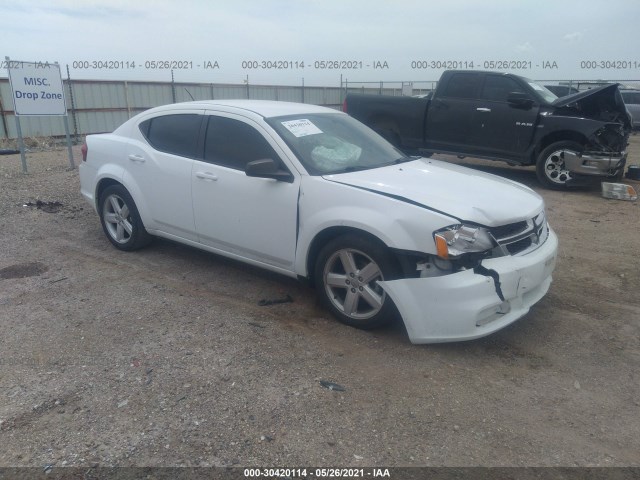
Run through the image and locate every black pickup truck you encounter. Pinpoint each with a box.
[343,70,632,188]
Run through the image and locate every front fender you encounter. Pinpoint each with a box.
[294,177,456,275]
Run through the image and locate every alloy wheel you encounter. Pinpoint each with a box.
[323,248,386,320]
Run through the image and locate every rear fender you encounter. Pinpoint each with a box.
[120,170,154,230]
[93,165,125,208]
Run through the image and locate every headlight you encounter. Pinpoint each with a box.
[434,224,495,260]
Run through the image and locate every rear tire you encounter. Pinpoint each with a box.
[98,185,152,251]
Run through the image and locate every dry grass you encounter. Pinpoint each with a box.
[0,135,82,152]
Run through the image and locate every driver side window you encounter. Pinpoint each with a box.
[481,76,527,102]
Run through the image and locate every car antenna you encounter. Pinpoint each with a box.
[184,88,195,101]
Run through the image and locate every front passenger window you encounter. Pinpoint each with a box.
[204,116,281,170]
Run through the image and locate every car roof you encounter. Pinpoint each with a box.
[142,100,339,119]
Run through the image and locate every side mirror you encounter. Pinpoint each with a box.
[245,158,294,183]
[507,92,533,109]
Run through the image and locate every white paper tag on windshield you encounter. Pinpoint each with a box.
[281,119,323,137]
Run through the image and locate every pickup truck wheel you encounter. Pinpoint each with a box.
[536,141,583,189]
[315,234,399,330]
[99,185,151,251]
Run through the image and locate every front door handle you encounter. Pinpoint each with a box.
[128,154,145,163]
[476,107,491,112]
[195,172,218,181]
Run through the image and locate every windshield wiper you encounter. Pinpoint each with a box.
[331,165,373,174]
[387,156,418,166]
[328,157,418,174]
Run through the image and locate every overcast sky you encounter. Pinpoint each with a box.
[2,0,639,86]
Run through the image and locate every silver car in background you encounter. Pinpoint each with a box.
[621,89,640,130]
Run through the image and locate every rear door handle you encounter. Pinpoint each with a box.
[195,171,218,181]
[476,107,491,112]
[128,154,145,163]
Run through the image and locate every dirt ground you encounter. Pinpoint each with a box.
[0,135,639,470]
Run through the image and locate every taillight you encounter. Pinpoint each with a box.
[342,98,347,112]
[81,143,88,162]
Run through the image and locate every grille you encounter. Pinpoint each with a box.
[489,221,528,239]
[505,237,532,255]
[490,211,548,256]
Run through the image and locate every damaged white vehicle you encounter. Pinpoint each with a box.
[80,100,558,343]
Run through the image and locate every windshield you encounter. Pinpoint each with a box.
[525,78,557,103]
[266,113,408,175]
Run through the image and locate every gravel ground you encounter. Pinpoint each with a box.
[0,137,639,470]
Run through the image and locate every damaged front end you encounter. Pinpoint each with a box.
[561,122,630,177]
[550,84,632,178]
[380,211,557,343]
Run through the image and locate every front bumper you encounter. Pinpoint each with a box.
[564,150,627,176]
[379,229,558,344]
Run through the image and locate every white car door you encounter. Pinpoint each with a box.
[124,111,202,241]
[191,113,300,271]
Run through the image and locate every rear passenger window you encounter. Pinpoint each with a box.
[481,76,526,102]
[204,116,280,170]
[442,74,478,99]
[139,114,202,158]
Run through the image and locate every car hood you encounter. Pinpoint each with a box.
[322,159,543,227]
[551,84,632,129]
[551,83,617,107]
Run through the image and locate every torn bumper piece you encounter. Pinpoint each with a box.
[564,150,627,176]
[379,230,558,344]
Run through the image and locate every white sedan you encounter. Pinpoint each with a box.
[79,100,557,343]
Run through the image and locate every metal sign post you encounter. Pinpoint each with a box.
[5,57,28,173]
[14,111,28,174]
[63,115,75,169]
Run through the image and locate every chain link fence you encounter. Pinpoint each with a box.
[1,72,639,140]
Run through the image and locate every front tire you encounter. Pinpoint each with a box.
[536,141,583,189]
[98,185,151,251]
[314,234,400,330]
